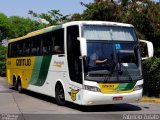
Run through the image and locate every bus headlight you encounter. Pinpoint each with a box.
[134,84,143,91]
[84,85,100,92]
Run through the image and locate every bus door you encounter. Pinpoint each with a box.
[67,25,83,104]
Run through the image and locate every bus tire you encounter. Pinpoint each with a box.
[55,83,66,106]
[17,79,23,93]
[13,76,17,90]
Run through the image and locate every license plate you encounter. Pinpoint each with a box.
[113,96,123,101]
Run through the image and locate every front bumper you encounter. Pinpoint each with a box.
[82,89,142,105]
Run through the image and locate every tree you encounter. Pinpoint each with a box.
[28,10,70,25]
[121,1,160,56]
[143,57,160,97]
[0,43,7,76]
[0,13,46,77]
[70,13,82,21]
[9,16,46,38]
[0,13,11,41]
[81,1,120,21]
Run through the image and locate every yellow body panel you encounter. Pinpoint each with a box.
[6,57,36,89]
[98,83,134,94]
[99,83,119,94]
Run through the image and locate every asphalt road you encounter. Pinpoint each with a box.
[0,77,160,120]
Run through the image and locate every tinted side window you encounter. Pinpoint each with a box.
[17,42,23,56]
[31,37,41,56]
[42,33,53,55]
[52,29,64,54]
[8,28,64,57]
[8,43,11,58]
[10,41,24,57]
[24,39,31,56]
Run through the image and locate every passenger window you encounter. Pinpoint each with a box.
[31,37,41,56]
[42,33,53,55]
[11,42,23,57]
[52,29,64,54]
[8,43,12,57]
[24,39,31,56]
[17,42,23,56]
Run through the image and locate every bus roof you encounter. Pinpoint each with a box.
[63,21,133,27]
[9,21,134,43]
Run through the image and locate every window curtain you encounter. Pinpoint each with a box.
[83,25,135,41]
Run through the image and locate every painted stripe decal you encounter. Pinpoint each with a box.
[36,55,52,86]
[29,56,43,85]
[98,82,136,94]
[118,83,136,91]
[29,55,52,86]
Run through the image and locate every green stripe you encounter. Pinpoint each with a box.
[29,56,52,86]
[29,56,43,85]
[118,83,136,91]
[36,56,52,86]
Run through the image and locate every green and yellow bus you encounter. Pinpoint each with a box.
[6,21,153,105]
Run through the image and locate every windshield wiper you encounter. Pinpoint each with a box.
[117,50,133,82]
[103,60,116,82]
[120,63,133,82]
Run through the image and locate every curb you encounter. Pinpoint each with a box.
[141,97,160,103]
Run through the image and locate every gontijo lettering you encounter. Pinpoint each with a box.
[16,59,31,66]
[102,85,115,88]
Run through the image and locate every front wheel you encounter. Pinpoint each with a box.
[55,84,66,106]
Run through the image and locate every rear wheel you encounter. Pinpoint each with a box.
[13,81,17,90]
[17,80,23,93]
[55,84,66,106]
[13,76,17,90]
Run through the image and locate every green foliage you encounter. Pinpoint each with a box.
[70,13,82,21]
[0,13,12,40]
[123,1,160,47]
[0,13,46,77]
[28,10,69,25]
[142,58,160,97]
[0,43,7,76]
[9,16,46,38]
[81,2,120,21]
[0,14,46,40]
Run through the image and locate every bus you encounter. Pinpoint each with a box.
[6,21,153,105]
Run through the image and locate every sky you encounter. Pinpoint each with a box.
[0,0,93,18]
[0,0,159,18]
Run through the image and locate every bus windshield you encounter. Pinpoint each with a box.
[82,25,142,82]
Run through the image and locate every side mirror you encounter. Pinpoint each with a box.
[77,37,87,57]
[139,39,154,60]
